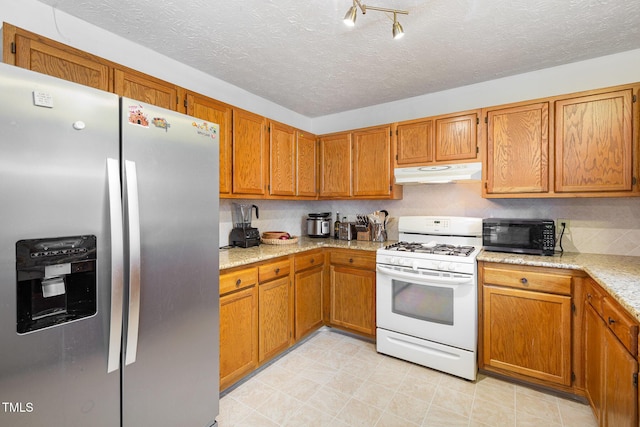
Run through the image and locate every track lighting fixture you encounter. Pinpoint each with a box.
[343,0,408,39]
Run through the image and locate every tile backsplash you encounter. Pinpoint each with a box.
[219,182,640,256]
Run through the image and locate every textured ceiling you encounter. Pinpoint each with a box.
[35,0,640,117]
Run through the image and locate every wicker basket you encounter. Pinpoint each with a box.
[260,236,299,245]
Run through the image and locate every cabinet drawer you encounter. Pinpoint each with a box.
[330,250,376,270]
[602,297,639,356]
[483,267,572,295]
[220,267,258,295]
[585,278,605,315]
[258,259,290,283]
[294,251,325,272]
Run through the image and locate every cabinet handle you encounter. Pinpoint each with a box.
[275,268,280,274]
[520,277,528,285]
[608,317,616,325]
[235,279,241,287]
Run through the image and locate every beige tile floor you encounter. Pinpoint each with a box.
[218,328,597,427]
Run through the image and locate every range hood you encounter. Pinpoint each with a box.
[394,162,482,184]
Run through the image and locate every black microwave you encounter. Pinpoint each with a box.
[482,218,556,256]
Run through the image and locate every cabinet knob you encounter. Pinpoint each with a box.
[275,268,280,274]
[235,279,241,287]
[608,317,616,325]
[520,277,528,285]
[587,293,592,300]
[310,258,315,264]
[349,258,354,263]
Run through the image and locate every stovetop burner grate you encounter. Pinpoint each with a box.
[383,241,476,257]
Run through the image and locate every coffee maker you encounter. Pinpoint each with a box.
[229,203,260,248]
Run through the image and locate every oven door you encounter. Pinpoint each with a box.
[376,263,477,351]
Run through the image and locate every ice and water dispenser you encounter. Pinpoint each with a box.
[16,235,97,334]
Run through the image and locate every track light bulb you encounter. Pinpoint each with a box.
[344,5,357,26]
[392,20,404,39]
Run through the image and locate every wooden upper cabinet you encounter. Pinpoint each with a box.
[395,110,479,168]
[319,132,352,198]
[352,126,392,197]
[555,89,634,193]
[186,93,233,195]
[233,109,268,196]
[435,111,479,162]
[114,68,181,112]
[4,23,111,91]
[396,119,434,165]
[485,102,550,195]
[296,131,318,197]
[269,121,297,197]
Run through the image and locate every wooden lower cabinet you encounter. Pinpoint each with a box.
[479,262,575,390]
[219,284,258,391]
[584,279,639,427]
[258,276,293,362]
[482,284,572,386]
[329,250,376,337]
[585,303,605,422]
[294,251,325,340]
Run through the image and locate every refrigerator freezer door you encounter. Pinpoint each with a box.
[120,99,219,427]
[0,64,121,426]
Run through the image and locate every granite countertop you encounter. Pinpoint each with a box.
[478,251,640,323]
[220,240,640,323]
[219,236,386,270]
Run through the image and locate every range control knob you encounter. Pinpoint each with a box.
[438,262,448,270]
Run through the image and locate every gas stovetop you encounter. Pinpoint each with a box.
[383,241,476,257]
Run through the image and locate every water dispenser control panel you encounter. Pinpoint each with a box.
[16,235,97,334]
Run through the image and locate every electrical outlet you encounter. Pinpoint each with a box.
[556,218,570,230]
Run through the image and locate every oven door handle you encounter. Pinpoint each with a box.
[377,265,473,286]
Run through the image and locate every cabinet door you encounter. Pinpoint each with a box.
[269,122,296,196]
[114,68,180,111]
[12,32,111,91]
[219,286,258,390]
[294,265,324,340]
[603,327,639,427]
[259,277,293,362]
[233,109,268,195]
[585,303,605,422]
[435,112,479,162]
[296,131,318,197]
[186,93,233,195]
[482,285,572,385]
[555,89,633,193]
[396,119,434,165]
[485,102,549,194]
[329,265,375,337]
[352,126,392,197]
[319,133,352,197]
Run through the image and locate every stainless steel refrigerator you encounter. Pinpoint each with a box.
[0,62,219,427]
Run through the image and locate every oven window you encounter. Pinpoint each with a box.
[391,279,453,325]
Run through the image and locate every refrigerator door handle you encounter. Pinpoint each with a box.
[124,160,141,366]
[107,158,124,373]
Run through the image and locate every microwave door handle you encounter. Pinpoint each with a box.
[376,265,473,286]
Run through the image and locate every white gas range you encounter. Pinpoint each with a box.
[376,216,483,381]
